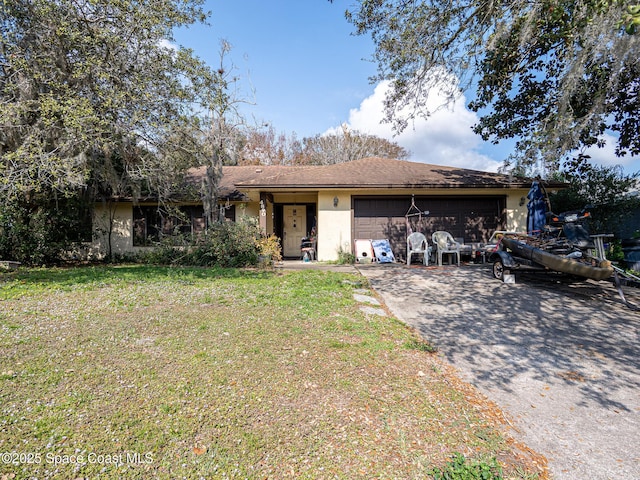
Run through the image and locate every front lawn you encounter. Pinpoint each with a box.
[0,266,545,478]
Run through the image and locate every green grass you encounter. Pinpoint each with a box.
[0,266,544,479]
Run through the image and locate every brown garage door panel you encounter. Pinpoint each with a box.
[353,196,505,260]
[354,217,407,249]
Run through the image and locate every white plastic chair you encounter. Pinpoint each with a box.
[432,231,461,266]
[407,232,431,266]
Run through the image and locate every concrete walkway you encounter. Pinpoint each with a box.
[357,263,639,480]
[278,259,360,273]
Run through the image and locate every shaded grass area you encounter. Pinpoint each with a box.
[0,266,545,479]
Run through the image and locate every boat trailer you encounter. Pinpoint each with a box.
[491,233,639,310]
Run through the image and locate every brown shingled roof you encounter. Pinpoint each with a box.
[186,157,561,197]
[218,157,540,190]
[185,164,306,199]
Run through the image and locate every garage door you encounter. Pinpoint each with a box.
[353,196,505,260]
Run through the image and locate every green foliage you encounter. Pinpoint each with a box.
[0,0,220,201]
[336,245,356,264]
[0,195,92,265]
[136,217,261,268]
[345,0,639,175]
[548,156,640,234]
[429,453,503,480]
[134,239,188,266]
[403,338,438,353]
[607,240,625,263]
[1,0,252,268]
[619,4,640,34]
[190,217,261,267]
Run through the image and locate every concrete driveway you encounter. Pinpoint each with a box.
[357,263,640,480]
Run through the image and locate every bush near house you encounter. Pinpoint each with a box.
[136,217,271,268]
[0,196,92,266]
[1,203,275,268]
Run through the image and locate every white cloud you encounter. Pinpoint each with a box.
[334,80,502,173]
[581,134,640,173]
[159,38,179,52]
[331,79,640,175]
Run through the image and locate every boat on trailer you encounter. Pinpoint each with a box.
[492,235,614,281]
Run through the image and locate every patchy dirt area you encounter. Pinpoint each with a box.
[359,263,640,480]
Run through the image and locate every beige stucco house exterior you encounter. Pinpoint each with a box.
[92,157,556,262]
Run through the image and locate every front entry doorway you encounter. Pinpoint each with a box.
[282,205,307,258]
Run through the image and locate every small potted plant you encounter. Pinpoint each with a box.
[256,234,283,267]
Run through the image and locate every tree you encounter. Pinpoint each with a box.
[1,0,220,201]
[301,124,410,165]
[549,155,640,234]
[342,0,639,176]
[1,0,245,262]
[239,125,304,166]
[0,192,93,264]
[199,40,250,225]
[238,123,409,166]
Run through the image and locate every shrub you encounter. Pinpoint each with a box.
[429,453,503,480]
[607,240,625,264]
[256,234,283,264]
[188,217,261,267]
[0,197,91,265]
[136,240,187,265]
[132,216,262,268]
[336,244,356,264]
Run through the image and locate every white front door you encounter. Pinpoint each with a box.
[283,205,306,257]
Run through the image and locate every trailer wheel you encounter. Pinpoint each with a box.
[492,259,506,280]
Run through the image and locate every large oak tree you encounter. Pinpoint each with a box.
[1,0,222,200]
[342,0,639,175]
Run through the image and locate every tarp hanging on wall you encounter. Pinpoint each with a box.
[527,181,548,235]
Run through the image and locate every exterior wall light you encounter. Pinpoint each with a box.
[333,196,339,207]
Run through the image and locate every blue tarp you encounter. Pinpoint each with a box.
[527,181,547,235]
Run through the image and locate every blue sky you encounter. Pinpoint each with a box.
[175,1,375,136]
[174,0,639,175]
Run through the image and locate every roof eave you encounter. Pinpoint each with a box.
[234,182,537,189]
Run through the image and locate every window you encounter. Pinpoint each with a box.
[222,204,236,222]
[133,205,208,246]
